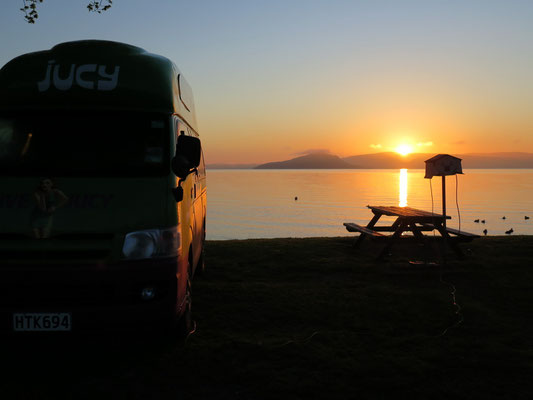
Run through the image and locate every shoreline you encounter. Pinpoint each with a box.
[206,234,533,241]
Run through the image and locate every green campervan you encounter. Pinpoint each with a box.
[0,40,206,335]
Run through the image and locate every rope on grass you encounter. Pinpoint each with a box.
[429,178,464,336]
[436,273,464,337]
[184,320,197,343]
[272,331,320,348]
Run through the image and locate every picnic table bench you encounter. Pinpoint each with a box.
[344,205,479,260]
[343,223,385,237]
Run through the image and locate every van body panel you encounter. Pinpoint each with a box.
[0,177,168,238]
[0,40,205,334]
[0,257,180,333]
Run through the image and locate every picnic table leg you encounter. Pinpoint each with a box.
[409,223,425,240]
[366,213,381,229]
[409,222,436,261]
[353,233,367,248]
[390,219,402,230]
[434,223,464,258]
[377,220,408,260]
[353,213,382,248]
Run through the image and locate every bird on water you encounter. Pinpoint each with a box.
[483,229,488,235]
[505,228,514,235]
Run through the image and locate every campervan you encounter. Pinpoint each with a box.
[0,40,206,335]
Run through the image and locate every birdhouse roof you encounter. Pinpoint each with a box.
[425,154,462,164]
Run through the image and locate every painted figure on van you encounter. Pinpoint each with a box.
[30,178,69,238]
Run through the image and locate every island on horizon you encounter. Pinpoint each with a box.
[207,151,533,170]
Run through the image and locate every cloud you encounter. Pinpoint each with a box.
[292,148,331,156]
[416,141,433,147]
[370,144,382,149]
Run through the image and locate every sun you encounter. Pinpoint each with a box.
[395,144,413,156]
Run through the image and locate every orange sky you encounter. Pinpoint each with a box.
[193,3,533,164]
[201,49,533,164]
[1,1,532,164]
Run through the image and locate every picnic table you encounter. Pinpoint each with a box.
[344,205,479,260]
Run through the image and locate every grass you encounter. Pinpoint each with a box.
[1,236,532,399]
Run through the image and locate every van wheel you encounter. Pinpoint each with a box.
[176,277,193,339]
[195,247,206,276]
[196,227,207,276]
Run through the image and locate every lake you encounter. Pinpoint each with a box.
[206,169,533,240]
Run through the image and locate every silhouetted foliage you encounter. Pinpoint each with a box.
[20,0,112,23]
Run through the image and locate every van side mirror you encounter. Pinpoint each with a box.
[171,186,184,202]
[171,154,191,179]
[172,135,201,179]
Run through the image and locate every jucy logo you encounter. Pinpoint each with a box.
[37,60,120,92]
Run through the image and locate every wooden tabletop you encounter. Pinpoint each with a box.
[368,205,451,219]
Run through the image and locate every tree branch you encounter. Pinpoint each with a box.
[21,0,113,23]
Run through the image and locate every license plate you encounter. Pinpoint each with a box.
[13,313,72,332]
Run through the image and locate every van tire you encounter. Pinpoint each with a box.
[195,247,206,276]
[195,226,207,276]
[174,256,194,341]
[175,276,193,340]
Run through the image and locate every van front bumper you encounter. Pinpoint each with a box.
[0,258,179,334]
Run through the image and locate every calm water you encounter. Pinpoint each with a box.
[206,169,533,240]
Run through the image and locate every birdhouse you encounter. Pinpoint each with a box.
[424,154,463,179]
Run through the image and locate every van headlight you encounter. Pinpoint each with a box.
[122,226,181,260]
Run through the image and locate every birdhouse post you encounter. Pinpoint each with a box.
[424,154,463,229]
[441,175,446,228]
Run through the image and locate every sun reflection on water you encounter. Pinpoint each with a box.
[399,168,408,207]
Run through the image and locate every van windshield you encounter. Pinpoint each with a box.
[0,111,170,176]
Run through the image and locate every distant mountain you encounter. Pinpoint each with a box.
[215,152,533,170]
[459,152,533,168]
[342,152,429,169]
[206,163,258,169]
[255,153,358,169]
[343,152,533,169]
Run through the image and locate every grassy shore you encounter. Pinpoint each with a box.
[2,236,533,399]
